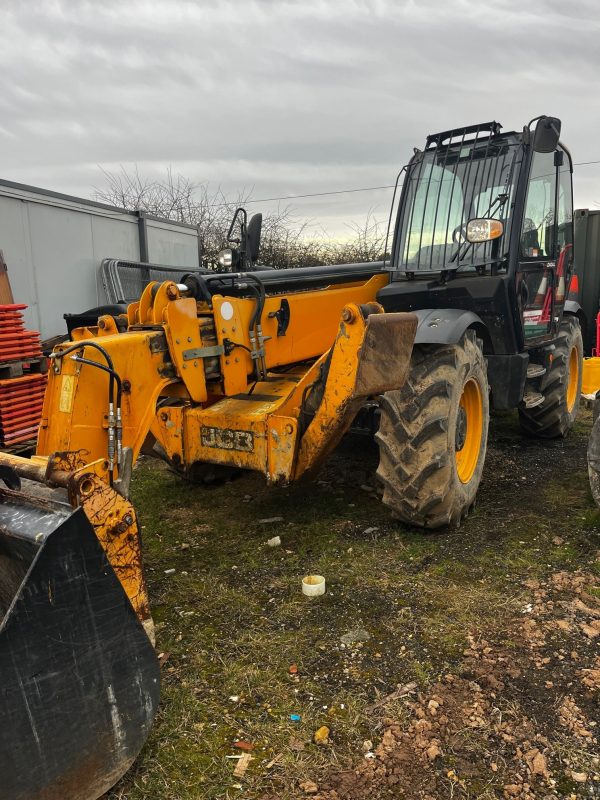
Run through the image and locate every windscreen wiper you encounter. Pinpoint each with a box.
[450,149,518,265]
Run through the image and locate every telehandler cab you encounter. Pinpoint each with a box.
[0,115,583,799]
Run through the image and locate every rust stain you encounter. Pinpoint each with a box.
[79,474,152,624]
[28,733,137,800]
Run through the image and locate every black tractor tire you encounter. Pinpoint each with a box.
[587,413,600,509]
[518,316,583,439]
[375,331,489,529]
[169,460,241,485]
[149,441,240,485]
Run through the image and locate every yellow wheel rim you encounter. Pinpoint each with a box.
[566,346,579,413]
[455,378,483,484]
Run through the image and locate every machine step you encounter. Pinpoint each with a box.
[522,391,545,409]
[527,363,546,378]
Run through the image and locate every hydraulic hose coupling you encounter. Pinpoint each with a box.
[116,407,123,467]
[107,402,116,471]
[256,322,268,377]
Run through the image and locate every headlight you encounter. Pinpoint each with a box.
[217,248,234,269]
[466,219,504,243]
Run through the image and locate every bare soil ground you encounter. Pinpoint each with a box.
[107,409,600,800]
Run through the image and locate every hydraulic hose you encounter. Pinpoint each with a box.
[201,272,268,378]
[53,341,124,480]
[244,273,266,332]
[70,355,124,481]
[243,275,267,379]
[202,272,266,327]
[69,356,122,408]
[52,340,116,372]
[51,340,118,409]
[181,273,213,305]
[236,282,262,380]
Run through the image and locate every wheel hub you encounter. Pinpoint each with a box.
[455,405,467,451]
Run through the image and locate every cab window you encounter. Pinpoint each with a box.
[520,150,556,258]
[556,160,573,258]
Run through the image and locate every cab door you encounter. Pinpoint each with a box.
[517,148,573,345]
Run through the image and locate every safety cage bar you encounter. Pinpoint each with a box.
[425,121,503,149]
[394,122,522,276]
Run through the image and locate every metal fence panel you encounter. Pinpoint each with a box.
[0,181,201,339]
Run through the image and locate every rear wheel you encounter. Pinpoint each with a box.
[518,316,583,438]
[375,332,489,529]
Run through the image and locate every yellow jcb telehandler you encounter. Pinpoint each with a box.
[0,116,584,799]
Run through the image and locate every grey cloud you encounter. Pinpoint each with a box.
[1,0,599,235]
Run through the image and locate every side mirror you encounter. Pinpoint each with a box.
[247,213,262,263]
[223,208,263,271]
[532,116,561,153]
[227,207,246,244]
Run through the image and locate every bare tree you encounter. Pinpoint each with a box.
[95,167,243,263]
[334,211,387,264]
[94,167,387,270]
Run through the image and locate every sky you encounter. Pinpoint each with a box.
[1,0,600,239]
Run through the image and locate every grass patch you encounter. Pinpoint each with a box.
[107,411,598,799]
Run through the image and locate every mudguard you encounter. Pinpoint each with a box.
[564,299,583,317]
[0,495,160,800]
[413,308,485,345]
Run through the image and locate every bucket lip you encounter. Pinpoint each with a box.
[0,502,82,634]
[0,492,73,545]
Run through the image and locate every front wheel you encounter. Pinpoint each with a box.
[169,460,241,485]
[375,332,490,529]
[588,414,600,509]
